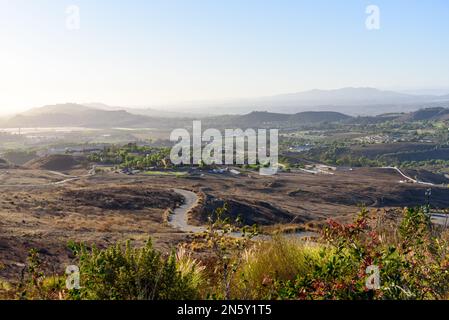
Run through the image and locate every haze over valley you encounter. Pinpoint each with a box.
[2,0,449,302]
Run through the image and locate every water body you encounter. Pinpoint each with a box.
[0,127,98,134]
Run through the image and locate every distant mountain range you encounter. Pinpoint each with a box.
[0,103,200,129]
[262,87,427,105]
[1,87,449,129]
[150,87,449,116]
[0,103,354,128]
[82,103,209,118]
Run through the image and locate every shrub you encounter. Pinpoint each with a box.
[231,207,449,300]
[10,207,449,300]
[68,239,203,300]
[16,249,66,300]
[271,207,449,300]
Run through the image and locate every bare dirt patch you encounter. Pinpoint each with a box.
[65,187,182,210]
[0,180,185,281]
[0,169,64,186]
[2,167,449,282]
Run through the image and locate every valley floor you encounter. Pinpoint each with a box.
[1,167,449,281]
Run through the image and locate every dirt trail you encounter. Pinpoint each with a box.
[0,167,96,188]
[170,188,318,240]
[169,189,204,233]
[381,166,437,186]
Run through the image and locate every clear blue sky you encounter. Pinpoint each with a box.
[1,0,448,113]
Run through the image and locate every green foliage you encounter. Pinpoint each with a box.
[68,239,202,300]
[16,249,66,300]
[9,207,449,300]
[88,143,171,170]
[14,239,204,300]
[267,207,449,300]
[197,204,258,299]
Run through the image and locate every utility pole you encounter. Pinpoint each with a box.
[444,209,449,230]
[425,188,432,214]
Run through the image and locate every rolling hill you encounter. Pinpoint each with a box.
[288,111,351,123]
[348,107,449,125]
[203,111,352,128]
[233,111,351,124]
[398,107,449,122]
[24,154,81,171]
[2,102,448,130]
[0,104,354,129]
[232,111,292,123]
[1,104,154,128]
[0,158,11,169]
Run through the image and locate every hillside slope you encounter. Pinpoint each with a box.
[0,158,11,169]
[398,107,449,122]
[3,104,151,128]
[206,111,352,128]
[24,154,82,171]
[1,103,195,129]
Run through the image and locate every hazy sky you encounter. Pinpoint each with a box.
[1,0,449,114]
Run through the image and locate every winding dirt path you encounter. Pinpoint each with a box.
[169,188,204,233]
[170,188,318,240]
[0,167,96,188]
[381,166,437,186]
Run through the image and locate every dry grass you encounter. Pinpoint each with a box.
[0,180,186,281]
[231,236,326,299]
